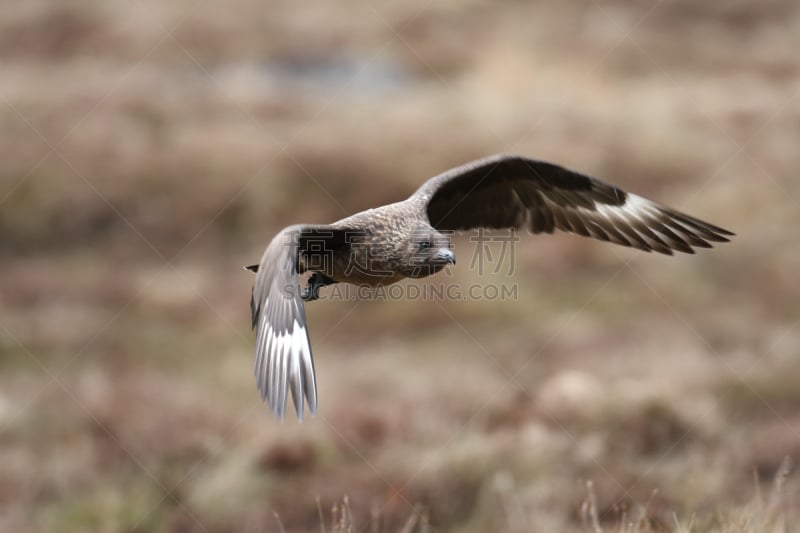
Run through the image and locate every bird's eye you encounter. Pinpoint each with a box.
[418,239,432,250]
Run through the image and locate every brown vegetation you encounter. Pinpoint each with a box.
[1,0,798,531]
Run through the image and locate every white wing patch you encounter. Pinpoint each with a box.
[595,193,676,252]
[253,282,318,421]
[544,191,727,255]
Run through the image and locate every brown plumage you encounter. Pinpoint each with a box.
[247,154,733,420]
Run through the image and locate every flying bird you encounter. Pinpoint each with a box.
[246,154,733,420]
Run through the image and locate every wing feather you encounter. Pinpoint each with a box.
[416,154,733,254]
[249,224,359,421]
[250,225,318,421]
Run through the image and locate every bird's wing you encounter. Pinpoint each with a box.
[250,224,356,421]
[414,154,733,254]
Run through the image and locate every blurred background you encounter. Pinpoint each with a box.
[1,0,798,531]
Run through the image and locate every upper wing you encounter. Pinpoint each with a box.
[414,154,733,254]
[250,224,355,421]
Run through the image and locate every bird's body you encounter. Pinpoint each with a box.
[321,201,451,286]
[247,154,733,420]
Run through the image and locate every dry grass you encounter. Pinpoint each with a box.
[1,0,799,531]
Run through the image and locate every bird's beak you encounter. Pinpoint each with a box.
[432,248,456,265]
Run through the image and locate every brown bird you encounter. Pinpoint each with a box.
[246,154,733,420]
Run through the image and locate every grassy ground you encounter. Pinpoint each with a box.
[1,0,799,531]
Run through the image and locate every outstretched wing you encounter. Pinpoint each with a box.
[249,224,354,420]
[415,154,733,254]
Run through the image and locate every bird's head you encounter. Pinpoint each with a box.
[402,226,455,278]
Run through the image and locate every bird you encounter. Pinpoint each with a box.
[246,153,733,421]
